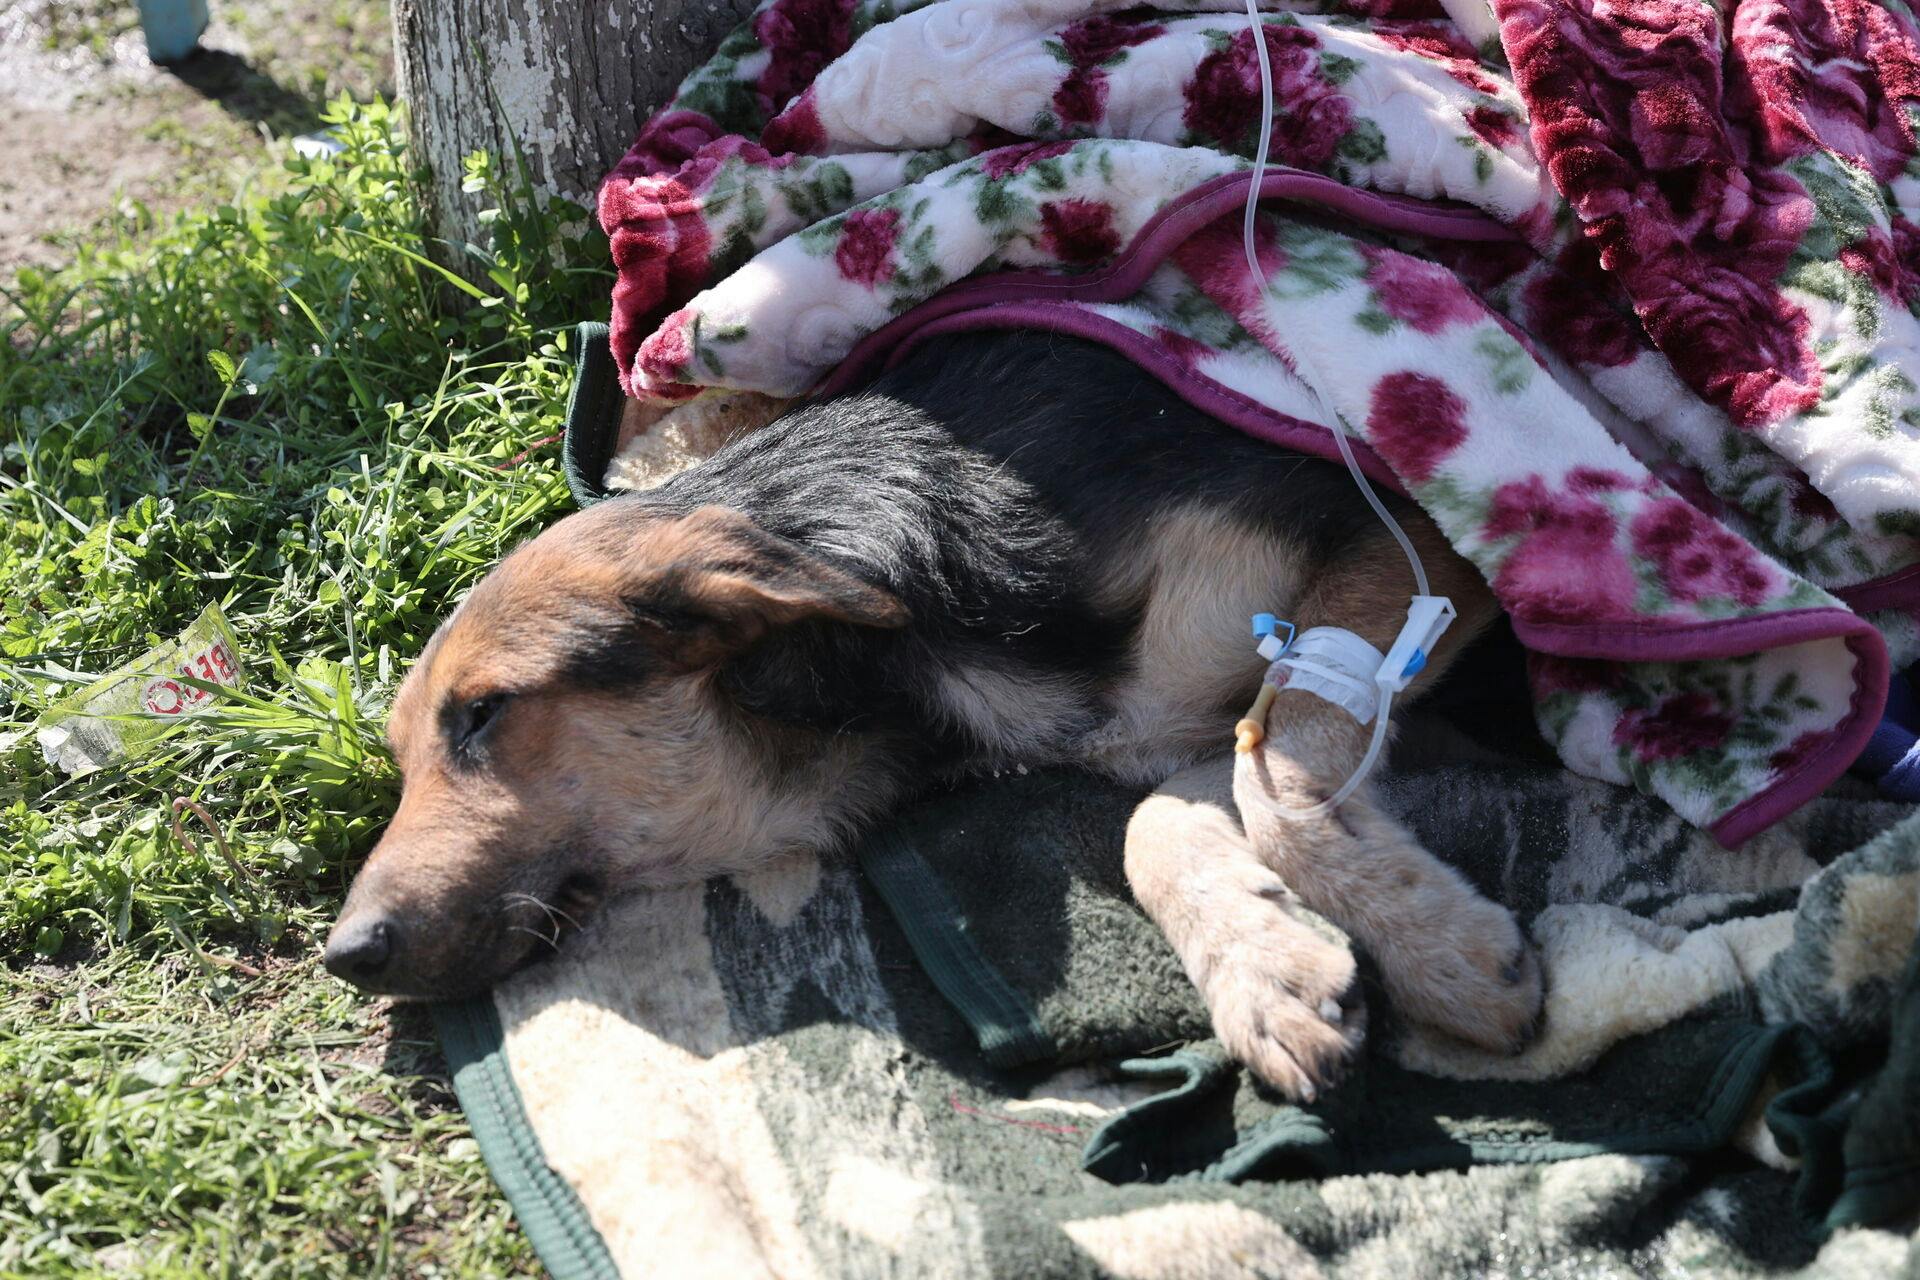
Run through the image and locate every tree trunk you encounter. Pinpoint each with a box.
[392,0,755,245]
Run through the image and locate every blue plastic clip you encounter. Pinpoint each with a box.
[1251,614,1295,661]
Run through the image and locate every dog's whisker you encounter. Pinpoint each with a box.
[503,891,568,925]
[505,923,562,951]
[529,891,587,930]
[501,894,560,929]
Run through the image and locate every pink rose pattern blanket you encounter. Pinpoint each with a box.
[596,0,1920,843]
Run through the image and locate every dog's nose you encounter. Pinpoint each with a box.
[324,916,396,986]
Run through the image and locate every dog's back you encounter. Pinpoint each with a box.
[651,330,1415,779]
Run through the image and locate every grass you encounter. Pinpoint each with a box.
[1,92,613,1276]
[0,952,523,1277]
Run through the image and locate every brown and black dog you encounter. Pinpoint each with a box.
[326,330,1543,1099]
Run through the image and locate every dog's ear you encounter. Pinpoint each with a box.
[622,505,908,668]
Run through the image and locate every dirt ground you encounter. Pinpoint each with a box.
[0,0,392,274]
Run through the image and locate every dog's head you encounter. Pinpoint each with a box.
[322,499,907,998]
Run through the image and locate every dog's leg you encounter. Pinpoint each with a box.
[1233,532,1544,1055]
[1126,758,1366,1101]
[1235,696,1543,1053]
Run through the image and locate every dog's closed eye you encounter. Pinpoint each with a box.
[450,693,510,755]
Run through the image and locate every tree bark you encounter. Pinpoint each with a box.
[392,0,755,244]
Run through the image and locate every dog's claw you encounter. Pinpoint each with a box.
[1512,1011,1541,1054]
[1500,943,1532,987]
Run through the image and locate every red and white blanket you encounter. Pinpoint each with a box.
[595,0,1920,842]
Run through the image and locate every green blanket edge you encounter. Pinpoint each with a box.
[431,997,620,1280]
[562,321,621,510]
[859,826,1060,1067]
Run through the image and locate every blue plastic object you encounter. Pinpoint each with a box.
[1402,649,1427,678]
[1884,669,1920,732]
[1854,670,1920,802]
[1250,614,1296,660]
[137,0,209,63]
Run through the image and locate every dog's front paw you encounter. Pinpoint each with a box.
[1381,891,1544,1056]
[1194,892,1367,1103]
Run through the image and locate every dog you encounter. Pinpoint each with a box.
[325,329,1544,1099]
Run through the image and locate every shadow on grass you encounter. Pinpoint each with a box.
[164,47,329,136]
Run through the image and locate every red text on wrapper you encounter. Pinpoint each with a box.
[141,640,240,716]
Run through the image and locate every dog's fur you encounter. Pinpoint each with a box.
[329,331,1543,1098]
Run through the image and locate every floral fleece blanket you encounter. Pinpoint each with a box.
[596,0,1920,843]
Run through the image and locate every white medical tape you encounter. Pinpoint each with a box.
[1265,627,1384,725]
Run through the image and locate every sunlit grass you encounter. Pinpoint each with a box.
[1,94,610,1275]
